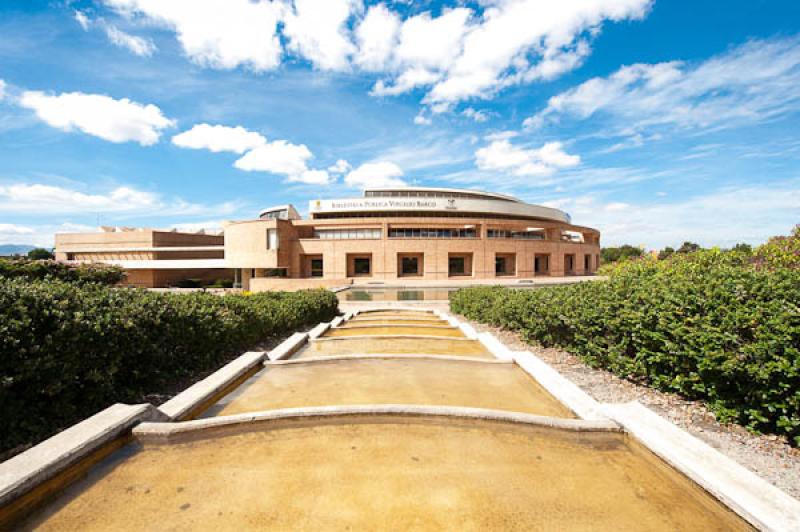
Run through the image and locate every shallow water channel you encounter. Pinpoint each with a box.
[19,309,753,531]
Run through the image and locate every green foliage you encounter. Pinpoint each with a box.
[26,248,54,260]
[658,246,675,260]
[731,243,752,254]
[0,258,125,285]
[451,247,800,445]
[601,244,643,264]
[174,278,203,288]
[207,278,234,288]
[755,225,800,271]
[0,280,337,453]
[676,241,702,254]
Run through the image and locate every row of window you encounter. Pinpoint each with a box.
[312,229,382,240]
[303,253,599,278]
[364,190,513,202]
[388,228,477,238]
[303,227,585,241]
[487,229,545,240]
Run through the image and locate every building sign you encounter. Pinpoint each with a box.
[312,198,454,211]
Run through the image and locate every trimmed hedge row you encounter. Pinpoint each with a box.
[0,259,126,285]
[0,279,338,453]
[451,250,800,444]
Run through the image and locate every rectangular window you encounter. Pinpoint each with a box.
[534,254,550,275]
[310,258,323,277]
[389,227,476,238]
[266,229,279,250]
[488,229,545,240]
[354,258,371,275]
[401,256,419,275]
[495,257,506,275]
[584,254,591,272]
[449,257,465,275]
[312,229,380,239]
[565,254,575,273]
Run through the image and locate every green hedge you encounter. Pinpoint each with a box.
[451,250,800,444]
[0,259,126,285]
[0,280,337,453]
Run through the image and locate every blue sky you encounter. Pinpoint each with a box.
[0,0,798,248]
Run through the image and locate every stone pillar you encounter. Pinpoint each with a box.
[550,251,565,277]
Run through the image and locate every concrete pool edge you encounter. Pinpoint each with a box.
[159,314,344,421]
[0,403,166,522]
[132,404,623,444]
[512,350,609,421]
[266,354,513,366]
[604,401,800,531]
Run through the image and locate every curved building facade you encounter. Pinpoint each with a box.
[225,187,600,290]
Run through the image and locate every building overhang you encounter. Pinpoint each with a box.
[68,259,229,270]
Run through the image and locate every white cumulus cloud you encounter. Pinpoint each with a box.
[345,161,406,188]
[94,0,652,110]
[234,140,331,184]
[0,223,34,235]
[475,140,580,177]
[19,91,173,145]
[354,3,400,71]
[524,36,800,135]
[556,181,800,249]
[327,159,351,174]
[413,113,432,125]
[74,10,90,30]
[104,24,157,57]
[172,124,266,154]
[423,0,651,105]
[0,183,239,217]
[103,0,285,71]
[462,107,488,122]
[282,0,359,71]
[73,10,156,57]
[0,79,6,101]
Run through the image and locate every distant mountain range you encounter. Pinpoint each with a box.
[0,244,36,256]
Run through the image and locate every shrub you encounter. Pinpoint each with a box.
[173,278,202,288]
[26,248,54,260]
[0,259,125,285]
[451,248,800,444]
[0,281,337,453]
[601,244,643,264]
[754,225,800,271]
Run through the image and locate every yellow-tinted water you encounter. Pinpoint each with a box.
[13,309,754,530]
[342,318,451,326]
[25,419,751,531]
[301,337,492,357]
[355,310,438,318]
[325,325,466,337]
[202,358,573,418]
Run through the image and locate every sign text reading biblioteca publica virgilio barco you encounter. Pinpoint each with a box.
[321,199,458,210]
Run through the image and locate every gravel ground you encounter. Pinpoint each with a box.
[459,315,800,499]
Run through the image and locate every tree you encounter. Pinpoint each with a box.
[27,248,54,260]
[731,243,752,254]
[676,241,701,254]
[657,246,675,260]
[601,245,643,264]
